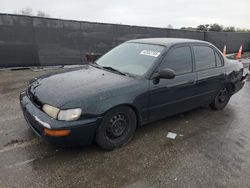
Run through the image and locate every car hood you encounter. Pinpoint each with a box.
[28,65,141,108]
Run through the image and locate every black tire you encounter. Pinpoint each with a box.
[95,106,137,150]
[210,87,231,110]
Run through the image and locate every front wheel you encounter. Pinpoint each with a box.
[95,106,137,150]
[210,87,231,110]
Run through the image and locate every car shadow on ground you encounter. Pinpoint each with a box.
[41,104,236,156]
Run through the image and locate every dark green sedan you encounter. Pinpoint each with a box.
[20,38,247,150]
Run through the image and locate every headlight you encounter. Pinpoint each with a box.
[42,104,60,119]
[58,108,82,121]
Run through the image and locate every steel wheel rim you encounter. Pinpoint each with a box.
[217,88,228,103]
[105,113,130,142]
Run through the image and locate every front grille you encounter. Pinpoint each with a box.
[27,89,43,108]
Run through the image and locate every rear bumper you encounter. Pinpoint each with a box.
[233,81,245,94]
[233,74,248,94]
[20,91,102,147]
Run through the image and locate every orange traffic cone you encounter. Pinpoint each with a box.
[223,45,227,56]
[236,45,242,59]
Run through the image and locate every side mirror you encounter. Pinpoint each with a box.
[157,68,175,79]
[152,68,175,84]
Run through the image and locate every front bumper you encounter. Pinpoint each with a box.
[20,91,102,147]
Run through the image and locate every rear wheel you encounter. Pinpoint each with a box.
[95,106,137,150]
[210,87,231,110]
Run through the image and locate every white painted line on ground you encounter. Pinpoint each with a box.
[0,138,39,153]
[4,158,35,169]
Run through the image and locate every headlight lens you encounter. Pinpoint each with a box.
[42,104,60,119]
[58,108,82,121]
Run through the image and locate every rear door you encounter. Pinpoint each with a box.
[148,45,197,122]
[192,45,226,105]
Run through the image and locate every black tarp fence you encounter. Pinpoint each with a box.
[0,13,250,68]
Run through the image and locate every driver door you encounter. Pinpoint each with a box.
[147,45,197,122]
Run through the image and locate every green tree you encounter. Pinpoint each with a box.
[15,8,50,18]
[196,25,206,31]
[223,26,235,32]
[236,28,250,32]
[19,7,33,16]
[37,11,50,18]
[180,27,196,31]
[166,24,173,29]
[209,23,223,32]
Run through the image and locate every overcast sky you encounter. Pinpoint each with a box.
[0,0,249,29]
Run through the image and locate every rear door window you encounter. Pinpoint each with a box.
[194,46,216,71]
[160,46,193,75]
[215,51,223,67]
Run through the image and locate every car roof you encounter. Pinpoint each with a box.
[127,38,209,47]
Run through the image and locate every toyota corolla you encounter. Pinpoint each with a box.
[20,38,247,150]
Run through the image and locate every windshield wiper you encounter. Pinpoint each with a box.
[102,66,127,76]
[90,62,129,76]
[89,61,103,69]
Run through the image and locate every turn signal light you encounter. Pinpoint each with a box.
[44,128,71,137]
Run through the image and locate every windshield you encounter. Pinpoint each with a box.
[96,42,164,76]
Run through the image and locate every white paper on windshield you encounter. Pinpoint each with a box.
[140,50,161,57]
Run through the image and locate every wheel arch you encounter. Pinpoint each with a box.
[103,103,142,127]
[225,82,235,94]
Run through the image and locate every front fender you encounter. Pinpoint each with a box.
[61,80,149,124]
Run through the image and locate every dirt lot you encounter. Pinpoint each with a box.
[0,68,250,188]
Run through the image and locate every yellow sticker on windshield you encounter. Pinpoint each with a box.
[140,50,161,57]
